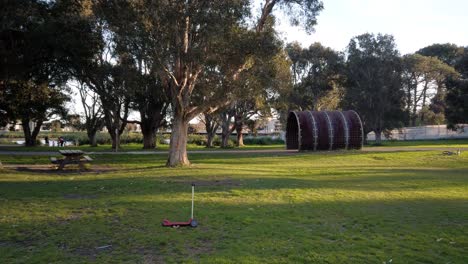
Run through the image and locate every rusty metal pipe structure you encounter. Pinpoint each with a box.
[286,110,363,151]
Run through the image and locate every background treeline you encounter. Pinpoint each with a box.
[286,37,467,143]
[1,0,467,165]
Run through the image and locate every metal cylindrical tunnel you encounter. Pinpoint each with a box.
[286,110,363,151]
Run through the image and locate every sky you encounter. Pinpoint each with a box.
[276,0,468,54]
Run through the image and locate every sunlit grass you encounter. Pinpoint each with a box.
[0,143,285,152]
[367,139,468,148]
[0,150,467,263]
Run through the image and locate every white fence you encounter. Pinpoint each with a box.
[367,125,468,141]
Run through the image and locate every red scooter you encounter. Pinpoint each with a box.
[162,184,198,228]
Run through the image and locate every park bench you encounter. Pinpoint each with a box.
[50,150,93,171]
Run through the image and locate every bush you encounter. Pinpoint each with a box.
[243,136,284,145]
[188,134,207,146]
[212,136,236,147]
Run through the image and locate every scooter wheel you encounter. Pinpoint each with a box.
[190,220,198,227]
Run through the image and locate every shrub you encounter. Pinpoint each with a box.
[243,136,284,145]
[188,134,207,146]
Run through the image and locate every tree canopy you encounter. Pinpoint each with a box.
[343,33,406,143]
[0,0,97,146]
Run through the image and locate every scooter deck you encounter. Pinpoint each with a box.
[162,218,193,227]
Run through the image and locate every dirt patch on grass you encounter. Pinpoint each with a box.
[184,236,215,261]
[63,194,98,200]
[0,239,36,248]
[191,179,242,187]
[133,247,165,264]
[71,245,113,261]
[56,213,83,223]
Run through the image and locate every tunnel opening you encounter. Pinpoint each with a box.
[286,112,300,150]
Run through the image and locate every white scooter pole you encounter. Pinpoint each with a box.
[191,184,194,219]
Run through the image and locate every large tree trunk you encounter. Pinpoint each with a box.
[204,113,219,148]
[21,118,42,147]
[236,122,244,147]
[106,118,123,151]
[140,112,157,149]
[420,83,428,124]
[139,104,167,149]
[206,132,215,148]
[142,127,156,149]
[221,132,230,148]
[221,120,232,148]
[412,85,418,126]
[103,104,128,151]
[87,129,98,147]
[110,129,120,150]
[375,130,382,145]
[219,111,235,148]
[22,120,34,147]
[167,114,190,167]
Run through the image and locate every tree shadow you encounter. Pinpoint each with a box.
[1,197,466,263]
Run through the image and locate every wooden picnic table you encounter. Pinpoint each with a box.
[50,150,92,170]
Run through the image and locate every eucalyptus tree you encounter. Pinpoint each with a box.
[402,54,458,126]
[76,81,104,147]
[231,50,292,147]
[76,44,132,150]
[445,49,468,129]
[202,112,220,148]
[343,33,406,144]
[286,42,345,111]
[417,43,464,67]
[96,2,170,149]
[416,44,465,125]
[97,0,322,166]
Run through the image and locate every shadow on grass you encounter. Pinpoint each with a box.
[1,167,466,200]
[1,197,467,263]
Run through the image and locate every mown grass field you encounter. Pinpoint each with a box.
[0,148,467,263]
[0,143,285,152]
[1,139,468,153]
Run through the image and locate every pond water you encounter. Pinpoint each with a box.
[14,139,75,146]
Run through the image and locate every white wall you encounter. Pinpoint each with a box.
[367,125,468,141]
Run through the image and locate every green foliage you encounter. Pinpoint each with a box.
[402,54,458,126]
[417,43,464,67]
[286,42,345,111]
[344,33,406,142]
[445,48,468,130]
[0,0,97,146]
[243,136,285,145]
[445,78,468,129]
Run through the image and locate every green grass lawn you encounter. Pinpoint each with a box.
[0,150,467,263]
[366,139,468,148]
[0,143,285,152]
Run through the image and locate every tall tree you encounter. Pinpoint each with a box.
[417,43,464,67]
[98,2,170,149]
[343,33,406,144]
[92,0,322,165]
[76,81,104,147]
[70,7,134,151]
[153,0,322,166]
[415,44,463,124]
[402,54,458,126]
[286,42,345,111]
[0,0,96,146]
[445,48,468,129]
[202,112,220,148]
